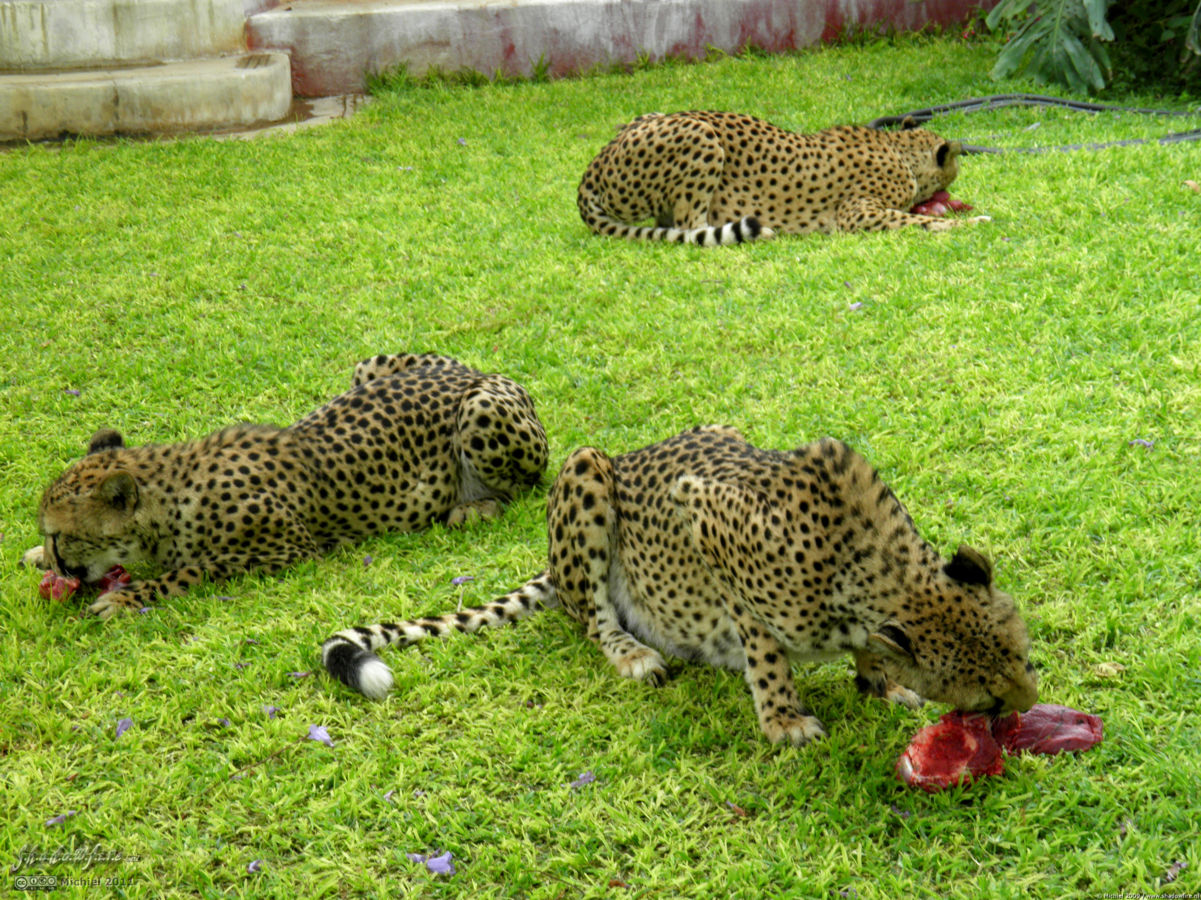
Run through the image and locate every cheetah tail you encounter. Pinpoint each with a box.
[321,571,558,700]
[578,194,773,247]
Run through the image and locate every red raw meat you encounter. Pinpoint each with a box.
[896,704,1104,791]
[39,571,82,603]
[910,189,973,217]
[97,565,132,594]
[895,711,1004,793]
[38,565,130,603]
[992,704,1104,755]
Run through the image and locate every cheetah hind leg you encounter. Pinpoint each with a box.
[548,446,668,687]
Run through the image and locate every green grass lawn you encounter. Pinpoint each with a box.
[2,37,1200,898]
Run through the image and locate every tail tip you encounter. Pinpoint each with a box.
[323,639,394,700]
[357,656,395,700]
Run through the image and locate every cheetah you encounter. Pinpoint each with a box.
[23,353,548,618]
[322,426,1037,746]
[577,111,987,246]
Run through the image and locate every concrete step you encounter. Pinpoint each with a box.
[0,52,293,141]
[247,0,990,98]
[0,0,247,70]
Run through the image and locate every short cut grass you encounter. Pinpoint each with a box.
[2,37,1199,898]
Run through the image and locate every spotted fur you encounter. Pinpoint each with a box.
[23,354,547,618]
[577,111,988,246]
[323,426,1037,745]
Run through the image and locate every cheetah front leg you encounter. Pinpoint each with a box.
[670,475,826,745]
[547,447,667,685]
[89,507,320,617]
[835,196,990,233]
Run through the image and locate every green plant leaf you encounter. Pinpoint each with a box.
[1061,32,1109,91]
[1188,0,1201,55]
[1082,0,1115,41]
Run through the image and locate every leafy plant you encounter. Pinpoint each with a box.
[987,0,1201,92]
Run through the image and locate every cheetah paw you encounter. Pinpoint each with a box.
[762,713,827,747]
[884,682,925,709]
[21,546,47,569]
[613,647,667,686]
[447,499,502,528]
[88,591,142,619]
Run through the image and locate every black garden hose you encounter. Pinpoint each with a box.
[867,93,1201,154]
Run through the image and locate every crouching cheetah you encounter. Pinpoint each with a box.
[24,353,548,618]
[323,426,1037,745]
[577,111,987,246]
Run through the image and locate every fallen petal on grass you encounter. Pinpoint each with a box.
[45,810,79,827]
[406,850,456,875]
[247,859,263,874]
[569,771,596,790]
[451,575,475,586]
[307,724,334,747]
[115,718,133,739]
[263,706,279,719]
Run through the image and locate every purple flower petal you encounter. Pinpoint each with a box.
[115,717,133,739]
[64,389,81,396]
[363,555,373,567]
[307,724,334,747]
[451,575,475,586]
[263,705,279,719]
[406,852,426,864]
[456,138,467,146]
[247,859,263,874]
[425,851,455,876]
[288,671,311,679]
[244,638,260,645]
[218,718,232,728]
[848,302,864,311]
[568,770,596,790]
[1128,438,1155,449]
[45,810,78,827]
[138,607,151,615]
[383,790,395,803]
[235,662,251,670]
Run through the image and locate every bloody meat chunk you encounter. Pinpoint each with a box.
[910,189,974,217]
[38,565,131,603]
[39,571,82,603]
[894,711,1004,793]
[992,704,1104,755]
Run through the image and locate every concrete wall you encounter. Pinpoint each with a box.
[0,0,246,70]
[248,0,996,98]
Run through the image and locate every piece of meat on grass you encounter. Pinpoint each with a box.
[992,704,1104,755]
[39,571,82,603]
[895,711,1005,793]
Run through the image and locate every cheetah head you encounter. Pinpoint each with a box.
[893,124,964,204]
[869,546,1038,716]
[35,429,158,583]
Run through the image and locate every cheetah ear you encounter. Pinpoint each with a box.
[88,429,125,454]
[936,141,962,167]
[95,471,138,512]
[944,545,993,586]
[869,624,916,663]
